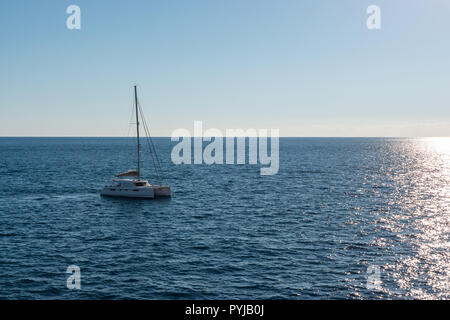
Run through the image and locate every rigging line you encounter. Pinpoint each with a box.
[136,97,165,178]
[139,102,163,185]
[126,96,137,171]
[126,93,136,138]
[142,114,163,185]
[127,106,139,170]
[143,122,161,183]
[137,99,163,185]
[143,110,165,182]
[138,99,165,185]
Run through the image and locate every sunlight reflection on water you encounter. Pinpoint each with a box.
[381,138,450,299]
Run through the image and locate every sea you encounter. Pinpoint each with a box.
[0,137,449,299]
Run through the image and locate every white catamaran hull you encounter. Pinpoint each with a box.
[152,185,171,197]
[100,186,155,199]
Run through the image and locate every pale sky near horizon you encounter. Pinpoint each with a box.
[1,0,450,137]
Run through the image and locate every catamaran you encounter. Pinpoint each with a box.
[100,86,171,199]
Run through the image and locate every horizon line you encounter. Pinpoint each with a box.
[1,136,449,139]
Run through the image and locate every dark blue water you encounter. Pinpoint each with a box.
[1,137,449,299]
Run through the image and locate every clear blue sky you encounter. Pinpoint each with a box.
[1,0,449,136]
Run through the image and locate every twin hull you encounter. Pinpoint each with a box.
[100,184,171,199]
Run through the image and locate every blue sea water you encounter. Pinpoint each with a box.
[0,137,449,299]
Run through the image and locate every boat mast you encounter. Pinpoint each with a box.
[134,85,141,179]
